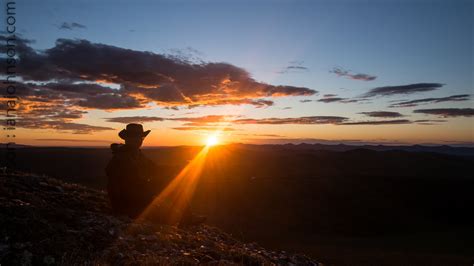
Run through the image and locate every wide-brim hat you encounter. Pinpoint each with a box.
[119,123,151,140]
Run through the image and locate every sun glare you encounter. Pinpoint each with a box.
[206,135,219,146]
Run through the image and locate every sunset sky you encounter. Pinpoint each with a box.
[3,0,473,146]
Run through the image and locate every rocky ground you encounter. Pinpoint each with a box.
[0,171,320,265]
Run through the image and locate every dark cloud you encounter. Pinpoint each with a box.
[1,82,117,134]
[339,119,412,125]
[164,47,205,64]
[389,94,470,108]
[287,66,308,70]
[35,138,110,143]
[156,115,349,126]
[12,82,144,131]
[2,37,318,134]
[102,113,449,130]
[233,116,349,125]
[330,67,376,81]
[413,119,447,125]
[413,108,474,117]
[339,118,445,126]
[362,83,443,98]
[341,99,366,104]
[300,99,313,103]
[317,94,365,104]
[7,37,313,108]
[414,119,446,123]
[59,22,86,30]
[359,111,404,118]
[76,93,144,109]
[125,114,349,127]
[18,118,114,134]
[187,99,274,108]
[105,116,165,124]
[105,114,237,128]
[172,126,235,131]
[277,61,309,74]
[318,97,346,103]
[15,38,315,106]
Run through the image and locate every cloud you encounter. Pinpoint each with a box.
[359,111,404,118]
[164,47,205,64]
[299,99,313,103]
[318,97,347,103]
[186,99,274,108]
[105,115,236,128]
[362,83,443,98]
[35,138,110,143]
[233,116,349,125]
[9,82,144,133]
[389,94,470,108]
[6,37,314,108]
[18,118,114,134]
[1,37,317,134]
[14,38,316,106]
[413,119,447,125]
[339,119,412,125]
[413,108,474,117]
[330,67,376,81]
[105,116,165,124]
[287,66,308,70]
[316,94,365,104]
[339,118,446,126]
[30,82,145,110]
[172,126,235,131]
[277,61,309,74]
[59,22,86,30]
[103,113,449,129]
[158,115,349,126]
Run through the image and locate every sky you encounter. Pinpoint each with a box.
[2,0,473,146]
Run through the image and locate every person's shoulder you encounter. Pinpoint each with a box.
[110,143,128,155]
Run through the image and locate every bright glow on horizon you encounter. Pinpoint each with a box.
[206,135,219,146]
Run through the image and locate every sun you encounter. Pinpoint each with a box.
[206,135,219,146]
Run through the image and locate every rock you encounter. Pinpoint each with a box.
[20,250,32,265]
[42,255,55,265]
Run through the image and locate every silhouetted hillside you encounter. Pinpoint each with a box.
[2,144,474,265]
[0,171,318,265]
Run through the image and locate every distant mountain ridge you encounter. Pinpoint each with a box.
[226,143,474,156]
[2,142,474,156]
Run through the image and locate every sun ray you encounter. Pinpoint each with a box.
[135,145,210,224]
[131,111,239,225]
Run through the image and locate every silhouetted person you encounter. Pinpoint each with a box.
[105,124,159,218]
[105,123,205,226]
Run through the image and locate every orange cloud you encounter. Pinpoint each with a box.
[3,37,317,133]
